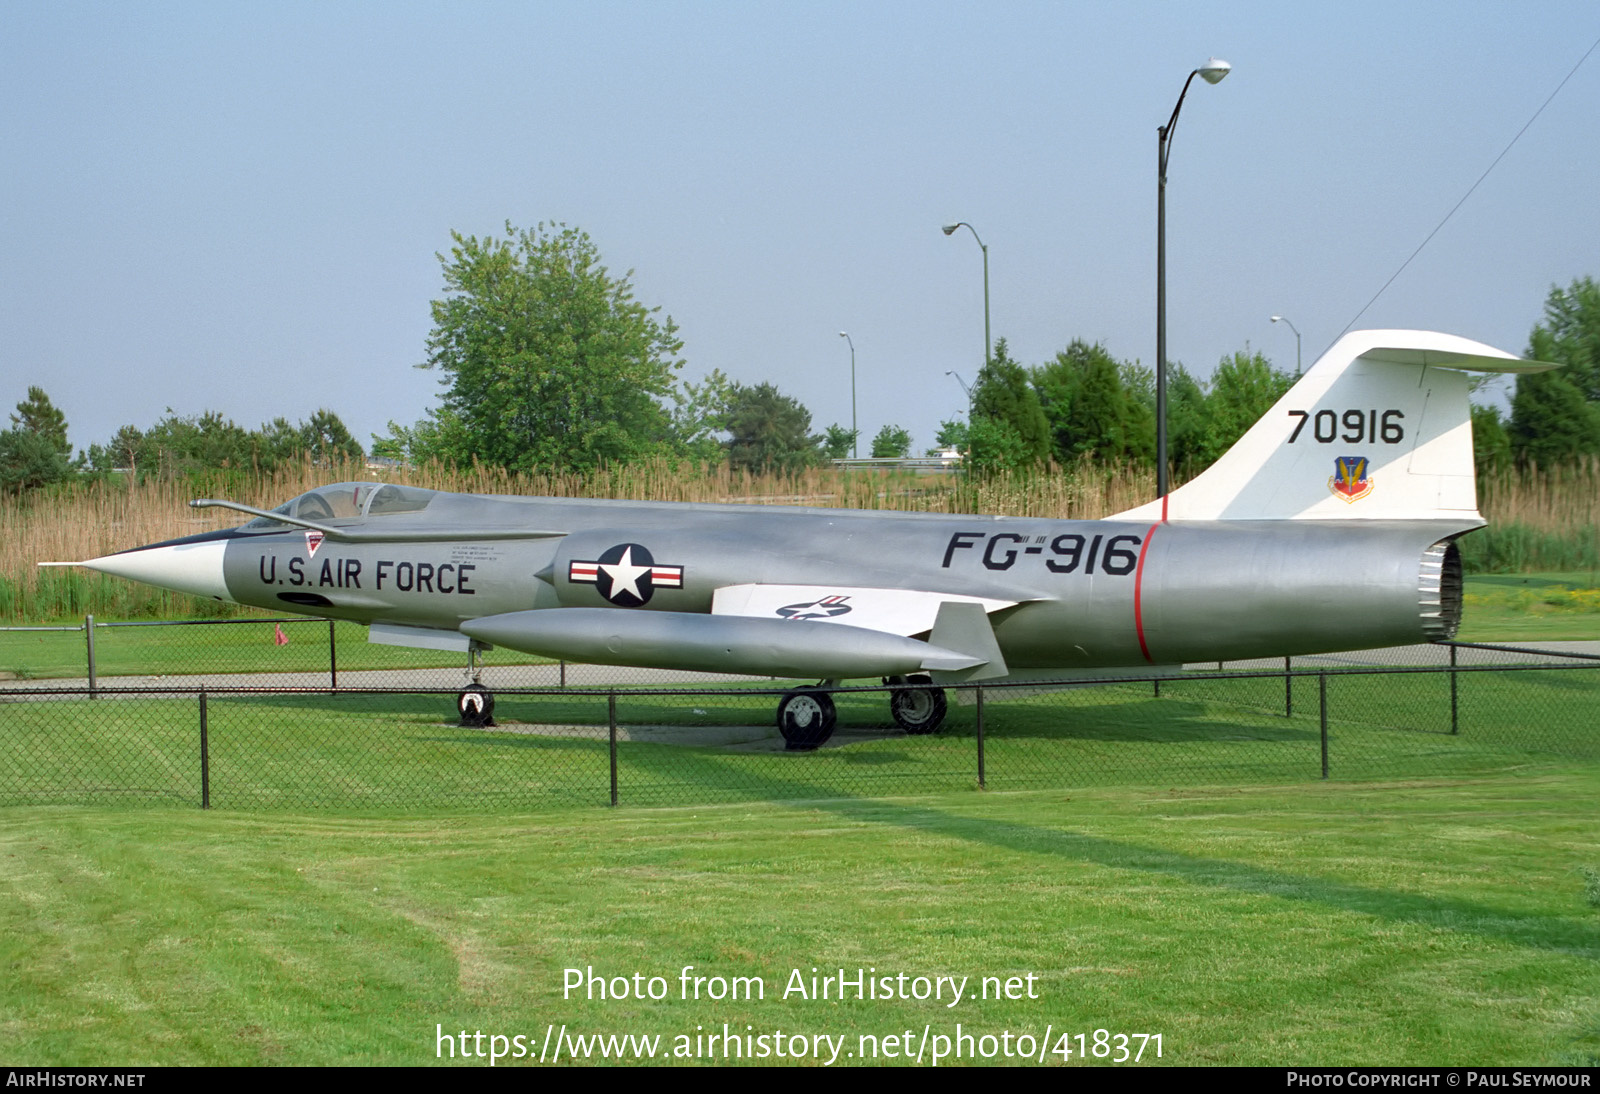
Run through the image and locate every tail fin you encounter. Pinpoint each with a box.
[1111,330,1558,523]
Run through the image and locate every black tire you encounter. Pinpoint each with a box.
[457,684,495,728]
[891,675,947,735]
[776,687,837,751]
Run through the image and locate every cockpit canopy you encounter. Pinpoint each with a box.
[244,482,436,528]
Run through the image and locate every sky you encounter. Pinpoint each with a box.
[3,1,1598,460]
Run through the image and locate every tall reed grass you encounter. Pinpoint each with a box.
[3,456,1594,620]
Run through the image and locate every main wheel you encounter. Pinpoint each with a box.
[457,684,495,728]
[890,674,947,735]
[777,687,837,751]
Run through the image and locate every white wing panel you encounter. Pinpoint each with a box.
[712,584,1015,637]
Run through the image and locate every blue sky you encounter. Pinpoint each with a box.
[4,1,1597,458]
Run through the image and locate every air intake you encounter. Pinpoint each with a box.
[1419,539,1464,641]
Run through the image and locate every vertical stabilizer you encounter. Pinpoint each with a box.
[1111,330,1558,523]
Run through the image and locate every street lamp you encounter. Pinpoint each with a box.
[942,222,990,371]
[1156,57,1230,499]
[838,331,857,458]
[1271,315,1302,377]
[945,370,973,416]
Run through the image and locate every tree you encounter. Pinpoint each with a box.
[1470,403,1513,478]
[1511,278,1600,464]
[405,221,685,472]
[1033,340,1130,463]
[1200,349,1293,464]
[669,368,735,463]
[0,428,70,495]
[932,418,968,453]
[819,424,856,460]
[10,387,70,458]
[724,382,820,473]
[969,338,1050,471]
[870,424,912,458]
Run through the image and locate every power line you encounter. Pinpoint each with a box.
[1336,33,1600,342]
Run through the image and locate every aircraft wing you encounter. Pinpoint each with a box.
[711,584,1015,637]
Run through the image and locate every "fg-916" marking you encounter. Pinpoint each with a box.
[942,531,1142,575]
[1287,408,1404,445]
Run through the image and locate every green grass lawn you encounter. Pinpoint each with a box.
[1,772,1597,1066]
[1457,572,1600,642]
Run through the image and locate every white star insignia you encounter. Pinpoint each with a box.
[601,545,651,601]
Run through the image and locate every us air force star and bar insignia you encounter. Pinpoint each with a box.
[1329,455,1375,503]
[568,543,684,607]
[776,594,853,620]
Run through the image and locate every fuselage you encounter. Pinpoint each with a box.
[91,482,1469,672]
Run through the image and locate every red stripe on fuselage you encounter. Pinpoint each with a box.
[1133,522,1160,663]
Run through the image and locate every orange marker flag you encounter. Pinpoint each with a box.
[273,623,289,646]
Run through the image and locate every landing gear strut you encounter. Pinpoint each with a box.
[456,641,495,727]
[888,674,947,735]
[777,683,837,751]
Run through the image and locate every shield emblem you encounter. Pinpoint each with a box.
[1329,456,1374,503]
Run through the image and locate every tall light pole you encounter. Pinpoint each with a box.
[1156,57,1230,499]
[945,370,973,414]
[1271,315,1302,377]
[942,222,990,371]
[838,331,857,458]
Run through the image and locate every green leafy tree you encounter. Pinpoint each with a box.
[403,221,684,472]
[819,424,857,460]
[1511,278,1600,464]
[1164,364,1210,476]
[1033,340,1130,463]
[0,428,71,495]
[669,368,735,463]
[1470,403,1513,478]
[10,387,70,458]
[1199,349,1293,465]
[870,424,912,458]
[932,418,968,453]
[970,338,1050,471]
[724,382,819,473]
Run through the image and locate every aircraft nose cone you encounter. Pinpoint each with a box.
[78,539,231,601]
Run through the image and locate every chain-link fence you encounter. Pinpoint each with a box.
[2,621,1596,810]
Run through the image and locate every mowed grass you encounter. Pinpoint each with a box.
[0,618,553,681]
[2,668,1595,811]
[1,772,1598,1066]
[1456,572,1600,642]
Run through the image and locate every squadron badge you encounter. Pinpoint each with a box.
[568,543,684,607]
[1329,456,1374,503]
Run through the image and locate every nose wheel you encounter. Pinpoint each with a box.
[777,686,837,751]
[456,641,495,727]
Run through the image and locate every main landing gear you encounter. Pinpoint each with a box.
[456,642,495,727]
[775,675,950,751]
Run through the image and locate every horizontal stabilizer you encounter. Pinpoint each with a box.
[712,584,1015,636]
[459,608,989,679]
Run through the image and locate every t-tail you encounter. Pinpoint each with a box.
[1111,330,1558,524]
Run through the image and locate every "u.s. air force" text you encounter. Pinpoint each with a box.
[257,556,477,594]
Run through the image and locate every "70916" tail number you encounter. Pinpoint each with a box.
[1287,408,1404,445]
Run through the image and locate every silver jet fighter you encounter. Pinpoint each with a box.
[64,330,1556,748]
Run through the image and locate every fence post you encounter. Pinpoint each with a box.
[1284,656,1292,717]
[608,692,618,807]
[328,619,338,691]
[975,686,986,789]
[561,661,568,689]
[85,614,97,699]
[1449,644,1459,735]
[1319,672,1329,780]
[199,691,211,810]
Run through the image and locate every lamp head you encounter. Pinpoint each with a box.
[1198,58,1231,85]
[838,331,848,338]
[1271,315,1283,323]
[941,223,960,236]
